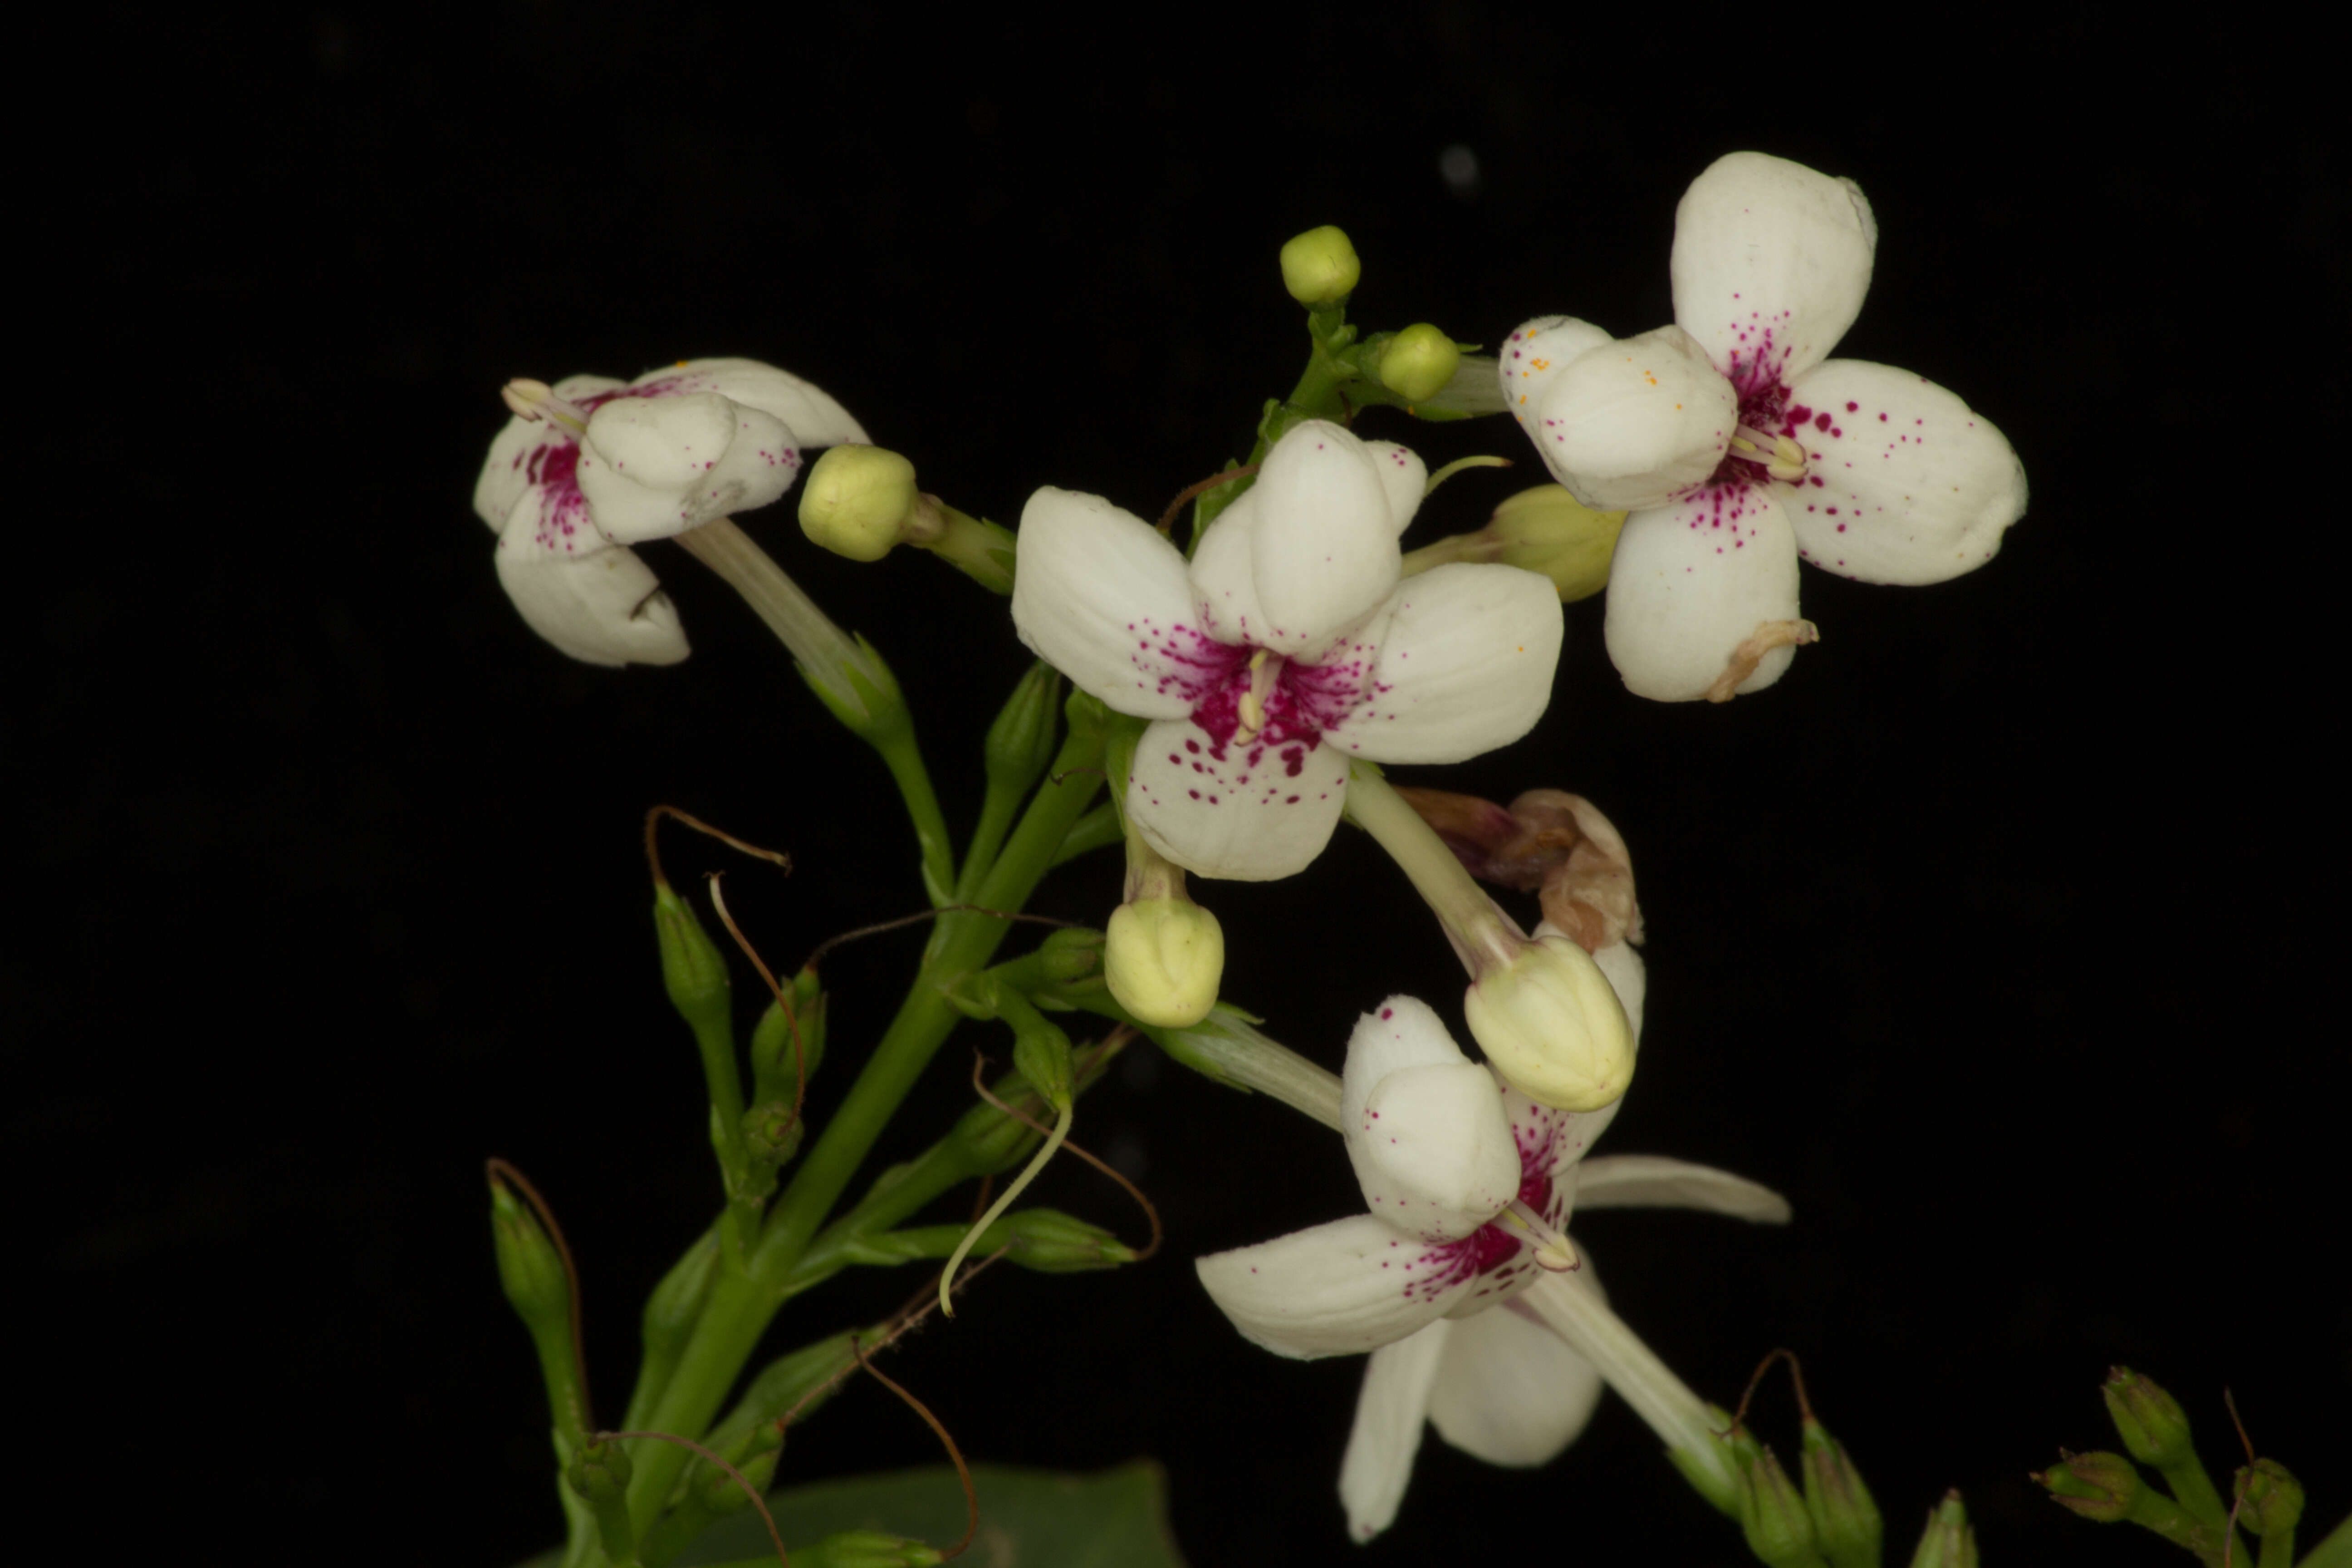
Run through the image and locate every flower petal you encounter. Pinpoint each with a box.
[1245,420,1403,652]
[1011,488,1210,721]
[1127,724,1351,881]
[1602,486,1802,702]
[1358,440,1429,535]
[662,357,871,450]
[1499,316,1616,439]
[1526,326,1739,510]
[1573,1155,1793,1222]
[474,374,626,530]
[577,394,802,543]
[1318,563,1563,765]
[1780,359,2028,584]
[1186,486,1271,647]
[1338,1322,1451,1542]
[1194,1213,1464,1358]
[1593,940,1646,1045]
[1350,1062,1521,1242]
[1427,1289,1607,1466]
[493,534,689,668]
[1671,151,1876,388]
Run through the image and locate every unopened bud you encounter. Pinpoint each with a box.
[1737,1442,1823,1568]
[654,882,732,1031]
[985,662,1064,798]
[1012,1017,1075,1115]
[566,1438,637,1563]
[699,1422,785,1514]
[1377,323,1461,404]
[794,1531,944,1568]
[1907,1491,1979,1568]
[1490,484,1627,602]
[799,445,929,562]
[2101,1367,2195,1470]
[489,1177,569,1327]
[750,971,826,1103]
[1279,225,1360,306]
[743,1100,806,1170]
[1106,896,1225,1027]
[1800,1417,1884,1568]
[2038,1450,2143,1523]
[1004,1207,1138,1272]
[1463,933,1634,1111]
[2236,1458,2303,1540]
[642,1228,718,1371]
[1038,926,1106,986]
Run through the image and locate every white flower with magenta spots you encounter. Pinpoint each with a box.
[1501,152,2027,702]
[473,358,866,666]
[1011,421,1564,881]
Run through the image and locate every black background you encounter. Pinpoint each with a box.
[21,10,2345,1565]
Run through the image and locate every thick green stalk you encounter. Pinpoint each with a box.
[618,722,1104,1534]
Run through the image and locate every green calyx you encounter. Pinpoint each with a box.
[1799,1417,1883,1568]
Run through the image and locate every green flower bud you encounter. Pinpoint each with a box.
[799,444,926,562]
[743,1099,807,1172]
[654,882,732,1031]
[985,661,1064,797]
[1105,896,1225,1027]
[793,1530,944,1568]
[1490,484,1627,602]
[1003,1207,1138,1272]
[1462,932,1635,1111]
[1038,926,1107,986]
[2039,1450,2145,1523]
[2236,1458,2303,1542]
[565,1438,637,1563]
[1800,1417,1883,1568]
[750,971,826,1104]
[1279,224,1360,306]
[642,1226,718,1373]
[489,1177,569,1329]
[1906,1491,1979,1568]
[1377,323,1462,404]
[699,1421,786,1514]
[2102,1367,2196,1470]
[1012,1015,1075,1115]
[1737,1441,1828,1568]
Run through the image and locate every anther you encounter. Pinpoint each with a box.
[502,377,593,436]
[1730,423,1808,482]
[1502,1198,1579,1271]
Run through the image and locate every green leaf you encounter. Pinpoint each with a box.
[673,1461,1187,1568]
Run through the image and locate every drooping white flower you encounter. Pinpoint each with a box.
[473,358,866,666]
[1011,421,1564,880]
[1500,152,2028,702]
[1195,955,1789,1540]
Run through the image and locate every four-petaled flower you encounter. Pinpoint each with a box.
[1196,959,1788,1540]
[1011,421,1564,880]
[473,358,865,666]
[1501,152,2028,702]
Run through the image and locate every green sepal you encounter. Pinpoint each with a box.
[984,661,1063,797]
[1663,1404,1746,1519]
[1905,1491,1979,1568]
[1799,1417,1882,1568]
[2234,1459,2302,1568]
[1037,926,1107,988]
[637,1226,718,1406]
[787,1531,944,1568]
[488,1174,588,1450]
[740,1100,805,1183]
[654,882,733,1030]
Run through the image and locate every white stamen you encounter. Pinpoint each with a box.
[1500,1198,1579,1271]
[1233,648,1284,745]
[501,377,592,436]
[1730,423,1808,482]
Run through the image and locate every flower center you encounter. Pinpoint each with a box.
[1709,378,1813,489]
[1233,648,1285,745]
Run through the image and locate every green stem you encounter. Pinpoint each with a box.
[1049,801,1123,867]
[1341,764,1519,969]
[867,723,957,906]
[619,721,1105,1534]
[2299,1510,2351,1568]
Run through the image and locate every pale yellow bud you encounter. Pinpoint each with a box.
[798,445,922,563]
[1487,485,1627,603]
[1279,225,1361,307]
[1378,323,1460,404]
[1462,933,1634,1111]
[1105,897,1225,1028]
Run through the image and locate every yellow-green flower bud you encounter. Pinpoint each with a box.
[2235,1458,2303,1546]
[1279,225,1360,306]
[489,1176,569,1328]
[1736,1442,1823,1568]
[1907,1491,1980,1568]
[1801,1416,1884,1568]
[1463,932,1634,1110]
[799,444,925,562]
[1106,896,1225,1027]
[1378,323,1461,404]
[1491,485,1627,602]
[1004,1207,1138,1272]
[2038,1451,2144,1523]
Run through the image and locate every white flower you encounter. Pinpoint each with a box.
[1195,956,1789,1540]
[472,358,866,666]
[1011,421,1564,880]
[1500,152,2028,702]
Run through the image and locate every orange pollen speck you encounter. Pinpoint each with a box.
[1530,358,1549,371]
